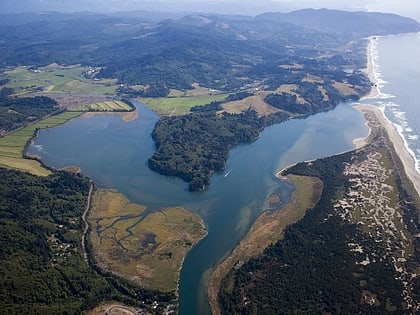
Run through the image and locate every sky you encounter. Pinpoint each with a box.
[0,0,419,21]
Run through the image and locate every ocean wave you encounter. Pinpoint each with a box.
[376,92,395,100]
[408,134,419,141]
[392,118,420,175]
[378,105,420,175]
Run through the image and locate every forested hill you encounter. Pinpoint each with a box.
[0,9,418,91]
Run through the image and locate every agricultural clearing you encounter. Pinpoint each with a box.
[1,64,118,95]
[88,189,207,293]
[0,111,81,175]
[138,93,228,115]
[69,100,133,112]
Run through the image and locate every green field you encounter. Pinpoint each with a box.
[69,100,133,112]
[1,65,118,95]
[139,94,228,115]
[0,111,82,175]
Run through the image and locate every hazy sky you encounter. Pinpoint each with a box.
[1,0,419,21]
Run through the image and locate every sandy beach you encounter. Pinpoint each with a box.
[357,36,420,197]
[362,37,380,99]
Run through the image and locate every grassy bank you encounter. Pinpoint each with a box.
[0,111,82,175]
[208,174,323,315]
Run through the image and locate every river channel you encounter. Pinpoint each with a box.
[28,100,368,314]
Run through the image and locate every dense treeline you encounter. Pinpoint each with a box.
[218,153,406,314]
[0,168,172,314]
[0,88,61,134]
[149,108,287,191]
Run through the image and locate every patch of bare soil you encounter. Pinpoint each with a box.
[220,92,281,116]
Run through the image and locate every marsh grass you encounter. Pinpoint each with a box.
[88,190,207,293]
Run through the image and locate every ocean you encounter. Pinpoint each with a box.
[362,32,420,175]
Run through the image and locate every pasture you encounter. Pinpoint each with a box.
[1,64,118,95]
[0,111,81,175]
[69,100,133,112]
[139,93,228,115]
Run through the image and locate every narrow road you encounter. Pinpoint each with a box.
[82,181,93,264]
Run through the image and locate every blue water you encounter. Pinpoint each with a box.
[29,101,368,314]
[361,32,420,174]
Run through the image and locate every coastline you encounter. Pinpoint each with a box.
[359,36,420,197]
[208,102,420,314]
[362,36,380,99]
[207,36,420,313]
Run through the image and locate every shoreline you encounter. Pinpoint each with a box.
[355,104,420,198]
[208,37,420,313]
[362,37,380,99]
[207,175,323,315]
[359,36,420,196]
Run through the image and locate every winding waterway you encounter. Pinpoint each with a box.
[29,100,368,314]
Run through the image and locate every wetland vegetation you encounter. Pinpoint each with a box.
[89,190,207,293]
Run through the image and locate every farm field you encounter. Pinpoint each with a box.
[1,64,118,95]
[138,93,228,115]
[69,100,133,112]
[89,189,207,293]
[0,111,82,175]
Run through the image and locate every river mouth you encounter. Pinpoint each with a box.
[28,100,368,314]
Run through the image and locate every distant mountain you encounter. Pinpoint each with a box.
[1,8,419,90]
[255,9,420,37]
[173,8,420,39]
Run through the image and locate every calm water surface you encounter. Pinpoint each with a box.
[29,101,367,314]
